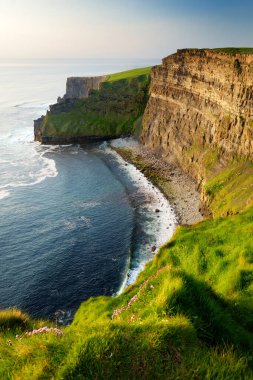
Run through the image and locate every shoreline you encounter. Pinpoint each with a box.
[101,145,177,293]
[111,141,204,226]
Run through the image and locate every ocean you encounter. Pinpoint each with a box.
[0,59,176,324]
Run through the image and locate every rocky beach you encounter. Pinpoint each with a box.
[112,142,204,225]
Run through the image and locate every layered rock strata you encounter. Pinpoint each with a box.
[141,49,253,186]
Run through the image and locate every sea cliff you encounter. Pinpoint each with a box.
[34,68,151,143]
[142,49,253,216]
[1,50,252,379]
[142,48,253,171]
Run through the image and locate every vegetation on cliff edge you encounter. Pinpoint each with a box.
[212,47,253,55]
[41,67,151,139]
[183,47,253,55]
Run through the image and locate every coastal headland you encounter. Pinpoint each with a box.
[1,49,253,379]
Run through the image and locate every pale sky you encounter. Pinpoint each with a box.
[0,0,253,59]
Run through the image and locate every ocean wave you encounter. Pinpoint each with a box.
[0,190,10,200]
[63,220,76,230]
[78,200,101,209]
[7,126,35,144]
[0,146,58,193]
[14,101,51,109]
[63,216,92,230]
[0,132,12,141]
[110,137,140,149]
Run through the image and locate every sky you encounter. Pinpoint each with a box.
[0,0,253,59]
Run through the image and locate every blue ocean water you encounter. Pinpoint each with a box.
[0,59,176,323]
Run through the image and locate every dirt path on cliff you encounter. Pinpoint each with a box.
[113,144,204,226]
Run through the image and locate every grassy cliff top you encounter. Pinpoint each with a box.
[179,47,253,55]
[106,66,152,82]
[212,47,253,54]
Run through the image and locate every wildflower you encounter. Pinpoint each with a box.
[112,265,172,319]
[112,306,127,319]
[25,327,63,337]
[128,314,135,323]
[128,294,138,307]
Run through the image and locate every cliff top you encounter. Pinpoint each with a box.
[106,66,152,82]
[177,47,253,55]
[65,67,151,85]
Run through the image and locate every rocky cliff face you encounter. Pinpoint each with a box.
[58,76,106,102]
[34,75,106,141]
[141,49,253,187]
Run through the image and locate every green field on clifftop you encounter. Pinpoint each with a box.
[212,47,253,54]
[106,67,152,82]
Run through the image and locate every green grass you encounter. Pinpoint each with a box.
[203,160,253,217]
[106,67,152,82]
[212,47,253,54]
[41,70,151,138]
[172,139,253,218]
[184,48,253,55]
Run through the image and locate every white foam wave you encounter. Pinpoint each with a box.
[14,101,51,109]
[79,216,92,227]
[63,221,76,230]
[0,132,12,141]
[0,146,58,192]
[110,137,140,149]
[63,216,92,230]
[78,200,101,209]
[0,190,10,200]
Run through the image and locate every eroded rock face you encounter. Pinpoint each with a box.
[141,49,253,184]
[34,75,106,141]
[34,115,44,142]
[59,76,106,101]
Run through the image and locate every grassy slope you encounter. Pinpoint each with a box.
[41,68,151,138]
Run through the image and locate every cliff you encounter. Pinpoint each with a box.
[61,76,106,100]
[142,49,253,216]
[2,50,253,379]
[34,67,151,143]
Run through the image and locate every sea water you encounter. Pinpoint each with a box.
[0,59,176,324]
